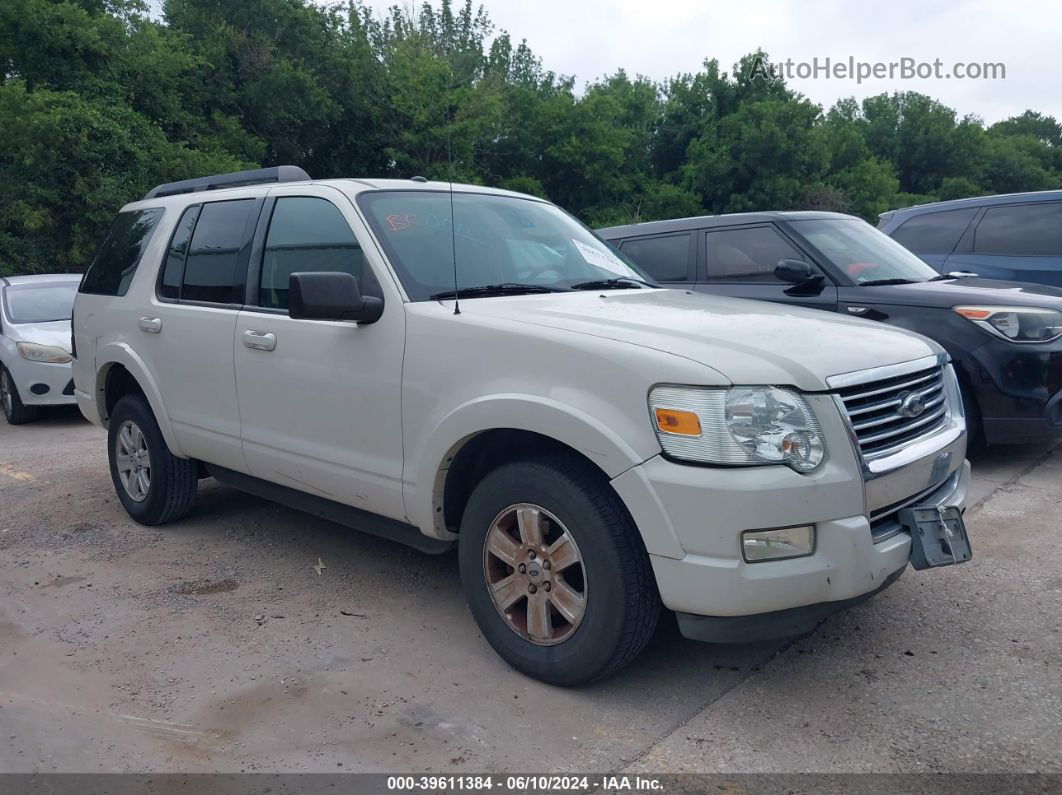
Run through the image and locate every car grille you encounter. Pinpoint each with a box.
[836,365,948,459]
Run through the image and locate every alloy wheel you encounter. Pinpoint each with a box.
[115,420,152,502]
[482,503,587,646]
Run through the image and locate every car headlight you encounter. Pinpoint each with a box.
[16,342,72,364]
[953,305,1062,343]
[649,385,827,472]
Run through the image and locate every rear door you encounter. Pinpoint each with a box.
[697,224,838,310]
[944,201,1062,286]
[886,207,979,270]
[136,197,260,472]
[232,185,407,522]
[614,232,695,287]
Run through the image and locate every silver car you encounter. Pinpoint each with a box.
[0,274,80,424]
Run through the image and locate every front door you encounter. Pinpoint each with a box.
[696,225,838,311]
[233,186,407,521]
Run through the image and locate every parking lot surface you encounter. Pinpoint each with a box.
[1,409,1059,773]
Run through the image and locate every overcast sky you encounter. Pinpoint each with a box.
[359,0,1061,124]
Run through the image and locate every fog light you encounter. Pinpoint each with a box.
[742,525,815,562]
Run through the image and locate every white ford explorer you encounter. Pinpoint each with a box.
[72,167,972,685]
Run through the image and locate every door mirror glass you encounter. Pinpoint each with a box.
[288,272,383,323]
[774,259,820,284]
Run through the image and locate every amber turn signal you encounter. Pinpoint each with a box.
[654,408,701,436]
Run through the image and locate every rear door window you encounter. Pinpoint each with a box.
[973,202,1062,255]
[181,199,256,303]
[79,208,164,296]
[158,205,201,300]
[617,234,691,282]
[890,208,978,253]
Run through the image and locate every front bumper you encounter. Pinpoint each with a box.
[3,356,75,406]
[961,338,1062,444]
[611,382,968,633]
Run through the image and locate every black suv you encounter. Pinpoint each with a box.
[599,211,1062,445]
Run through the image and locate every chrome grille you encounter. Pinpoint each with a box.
[836,365,949,459]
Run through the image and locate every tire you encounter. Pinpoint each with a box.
[958,380,986,452]
[458,453,660,686]
[0,366,38,425]
[107,395,198,525]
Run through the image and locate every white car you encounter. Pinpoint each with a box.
[1,274,80,424]
[72,167,972,685]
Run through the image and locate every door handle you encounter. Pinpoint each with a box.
[845,305,870,315]
[242,330,277,351]
[138,317,162,333]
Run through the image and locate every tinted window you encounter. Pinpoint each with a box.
[259,197,375,309]
[80,209,164,296]
[618,234,690,281]
[974,203,1062,255]
[890,208,978,252]
[3,283,78,323]
[182,199,255,303]
[159,205,201,299]
[705,227,803,282]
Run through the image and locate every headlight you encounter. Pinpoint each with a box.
[953,305,1062,343]
[16,342,72,364]
[649,385,827,472]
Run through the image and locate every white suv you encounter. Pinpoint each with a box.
[72,167,972,685]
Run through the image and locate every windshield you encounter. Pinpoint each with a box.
[788,219,940,284]
[3,283,78,324]
[358,190,650,300]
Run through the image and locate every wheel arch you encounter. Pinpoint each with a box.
[409,394,656,542]
[94,344,185,457]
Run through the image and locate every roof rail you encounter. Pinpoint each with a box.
[142,166,311,200]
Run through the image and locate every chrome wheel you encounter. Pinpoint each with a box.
[0,370,12,418]
[115,420,151,502]
[482,503,587,646]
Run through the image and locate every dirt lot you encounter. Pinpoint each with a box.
[1,408,1060,774]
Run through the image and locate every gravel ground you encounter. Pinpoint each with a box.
[0,407,1058,775]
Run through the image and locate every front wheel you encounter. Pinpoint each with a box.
[0,366,38,424]
[458,454,659,686]
[107,395,198,524]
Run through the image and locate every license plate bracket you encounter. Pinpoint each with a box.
[899,504,972,570]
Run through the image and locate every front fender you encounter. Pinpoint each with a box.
[407,393,657,540]
[95,342,186,458]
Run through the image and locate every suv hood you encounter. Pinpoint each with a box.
[460,289,939,391]
[853,276,1062,309]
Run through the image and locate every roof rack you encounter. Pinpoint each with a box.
[142,166,311,200]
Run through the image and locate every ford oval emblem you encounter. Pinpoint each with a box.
[898,391,928,418]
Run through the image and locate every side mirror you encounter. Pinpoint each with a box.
[775,259,821,285]
[288,272,383,324]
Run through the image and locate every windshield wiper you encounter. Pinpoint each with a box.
[569,277,654,290]
[858,278,922,286]
[429,283,562,300]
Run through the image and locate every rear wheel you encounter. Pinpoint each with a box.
[458,454,659,686]
[0,366,38,425]
[108,395,198,524]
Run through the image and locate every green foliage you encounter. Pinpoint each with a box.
[1,0,1060,275]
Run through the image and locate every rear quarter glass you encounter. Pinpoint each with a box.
[80,208,165,296]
